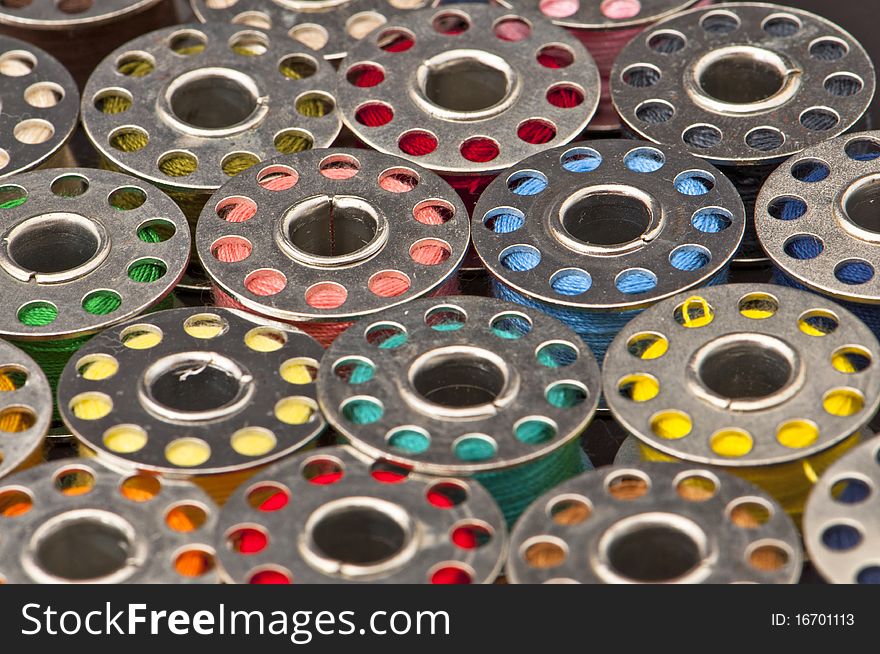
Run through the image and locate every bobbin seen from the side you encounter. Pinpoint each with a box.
[803,437,880,584]
[507,462,802,583]
[0,341,51,480]
[214,445,506,583]
[0,36,78,179]
[57,307,325,483]
[316,295,601,523]
[0,459,219,583]
[196,149,469,344]
[335,3,599,177]
[602,284,880,513]
[471,139,745,360]
[81,22,342,200]
[756,131,880,307]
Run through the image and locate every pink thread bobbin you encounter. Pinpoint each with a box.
[532,0,709,131]
[197,149,470,347]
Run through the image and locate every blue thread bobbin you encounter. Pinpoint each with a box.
[610,2,876,265]
[756,131,880,338]
[315,295,602,526]
[471,139,745,366]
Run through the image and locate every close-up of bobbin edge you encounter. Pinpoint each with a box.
[611,3,876,166]
[196,148,470,332]
[81,22,342,194]
[756,131,880,305]
[0,0,162,28]
[507,462,802,584]
[803,437,880,584]
[0,341,51,480]
[213,445,507,584]
[0,459,219,584]
[0,35,78,179]
[602,284,880,510]
[57,307,326,480]
[335,3,599,176]
[471,139,745,359]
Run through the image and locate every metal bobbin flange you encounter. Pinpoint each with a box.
[0,168,189,341]
[0,35,78,179]
[196,149,469,324]
[0,459,219,583]
[0,0,162,29]
[757,131,880,304]
[81,22,342,195]
[611,3,875,166]
[0,342,51,480]
[803,437,880,584]
[603,284,880,469]
[507,462,802,583]
[317,295,601,476]
[214,445,506,583]
[472,139,744,312]
[336,3,599,176]
[58,307,325,477]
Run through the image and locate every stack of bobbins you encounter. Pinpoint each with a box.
[196,149,470,347]
[316,295,602,525]
[57,307,327,505]
[335,3,600,214]
[755,131,880,339]
[611,2,876,264]
[506,462,802,584]
[0,341,51,480]
[213,446,506,584]
[80,22,342,290]
[530,0,709,131]
[0,168,189,411]
[0,36,79,178]
[0,0,179,88]
[0,459,219,583]
[602,283,880,519]
[471,139,745,364]
[803,437,880,584]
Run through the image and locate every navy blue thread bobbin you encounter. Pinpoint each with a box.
[471,139,745,364]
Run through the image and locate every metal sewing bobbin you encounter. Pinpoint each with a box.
[507,462,802,584]
[335,3,600,213]
[527,0,707,132]
[0,0,179,89]
[0,35,79,178]
[471,139,745,364]
[0,341,52,480]
[0,167,189,412]
[57,307,327,505]
[755,131,880,340]
[611,2,876,265]
[603,283,880,518]
[213,445,506,583]
[803,437,880,584]
[0,458,219,583]
[196,148,470,347]
[81,22,342,290]
[316,295,602,525]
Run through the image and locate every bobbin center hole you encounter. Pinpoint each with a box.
[689,334,802,411]
[417,50,515,115]
[410,346,507,409]
[842,176,880,237]
[8,213,101,274]
[312,505,408,565]
[563,192,651,246]
[690,46,798,112]
[167,69,260,130]
[32,511,136,582]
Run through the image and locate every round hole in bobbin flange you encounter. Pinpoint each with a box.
[284,196,380,259]
[31,511,137,582]
[7,214,101,275]
[418,51,512,114]
[601,515,706,583]
[561,191,651,247]
[697,53,786,105]
[144,354,251,416]
[168,73,259,130]
[410,348,506,409]
[308,500,412,567]
[843,177,880,235]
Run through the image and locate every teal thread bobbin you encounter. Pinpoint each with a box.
[316,295,602,526]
